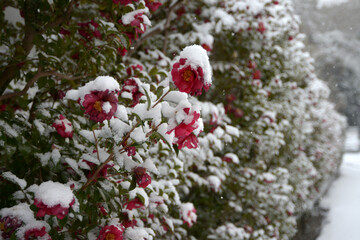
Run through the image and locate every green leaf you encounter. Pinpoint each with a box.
[142,87,152,110]
[129,175,136,191]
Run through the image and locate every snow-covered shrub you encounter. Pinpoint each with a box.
[0,0,345,239]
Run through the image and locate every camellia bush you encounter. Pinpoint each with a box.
[0,0,346,240]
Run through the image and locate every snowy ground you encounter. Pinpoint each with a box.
[317,128,360,240]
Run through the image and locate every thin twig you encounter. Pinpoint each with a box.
[93,129,100,162]
[152,89,171,108]
[81,121,141,190]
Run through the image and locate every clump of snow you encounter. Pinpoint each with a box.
[125,227,153,240]
[65,76,120,104]
[207,175,221,192]
[34,181,74,208]
[0,203,35,224]
[122,9,151,26]
[16,221,50,240]
[224,153,239,164]
[180,203,197,227]
[2,172,27,189]
[179,45,213,85]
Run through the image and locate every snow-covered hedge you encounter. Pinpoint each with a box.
[0,0,345,239]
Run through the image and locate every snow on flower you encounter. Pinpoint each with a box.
[124,198,144,210]
[133,167,151,188]
[167,103,204,149]
[180,203,197,227]
[171,45,212,96]
[65,76,120,122]
[34,181,75,219]
[98,225,124,240]
[15,221,51,240]
[52,114,73,138]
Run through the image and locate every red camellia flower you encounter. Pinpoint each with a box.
[171,58,210,96]
[83,160,113,179]
[82,90,118,122]
[124,198,144,210]
[126,64,143,76]
[120,79,143,107]
[0,216,22,239]
[24,226,51,240]
[258,22,265,34]
[145,0,162,11]
[133,167,151,188]
[34,198,75,219]
[252,69,261,80]
[177,133,199,149]
[167,108,201,149]
[52,114,73,138]
[98,225,124,240]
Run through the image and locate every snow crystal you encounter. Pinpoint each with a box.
[2,172,27,189]
[114,105,128,122]
[34,181,74,208]
[65,76,120,104]
[179,45,212,85]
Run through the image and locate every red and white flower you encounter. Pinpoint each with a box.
[82,90,118,122]
[167,106,203,149]
[34,181,75,220]
[180,203,197,227]
[133,167,151,188]
[120,79,143,107]
[171,45,212,96]
[24,226,51,240]
[52,114,73,138]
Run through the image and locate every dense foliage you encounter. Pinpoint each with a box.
[0,0,345,239]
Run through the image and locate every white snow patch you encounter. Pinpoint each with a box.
[34,181,74,208]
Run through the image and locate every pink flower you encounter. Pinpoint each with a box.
[120,79,143,107]
[133,167,151,188]
[34,198,75,219]
[171,58,210,96]
[98,225,124,240]
[82,90,118,122]
[145,0,162,11]
[24,226,51,240]
[124,198,144,210]
[117,47,128,56]
[52,114,73,138]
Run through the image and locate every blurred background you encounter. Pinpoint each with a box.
[293,0,360,128]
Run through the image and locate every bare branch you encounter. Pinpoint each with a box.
[0,70,85,102]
